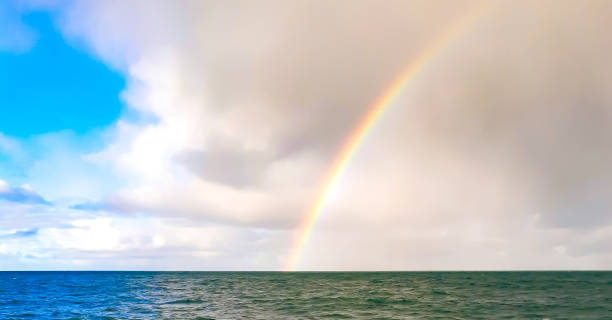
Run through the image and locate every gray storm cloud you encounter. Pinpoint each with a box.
[31,0,612,269]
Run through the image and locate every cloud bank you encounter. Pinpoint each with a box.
[2,0,612,270]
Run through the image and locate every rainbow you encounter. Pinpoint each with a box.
[285,4,488,271]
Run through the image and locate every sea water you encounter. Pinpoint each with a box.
[1,271,611,319]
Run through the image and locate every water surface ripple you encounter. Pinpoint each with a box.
[1,271,611,319]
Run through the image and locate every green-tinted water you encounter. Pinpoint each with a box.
[1,271,611,319]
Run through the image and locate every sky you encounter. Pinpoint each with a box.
[1,0,612,270]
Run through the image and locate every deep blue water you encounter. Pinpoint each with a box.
[1,271,611,319]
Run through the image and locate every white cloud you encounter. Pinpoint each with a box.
[0,179,9,193]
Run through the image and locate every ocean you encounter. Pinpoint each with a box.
[1,271,611,319]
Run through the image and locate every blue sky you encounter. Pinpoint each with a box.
[0,6,123,198]
[0,11,125,137]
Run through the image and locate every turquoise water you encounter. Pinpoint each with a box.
[1,271,611,319]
